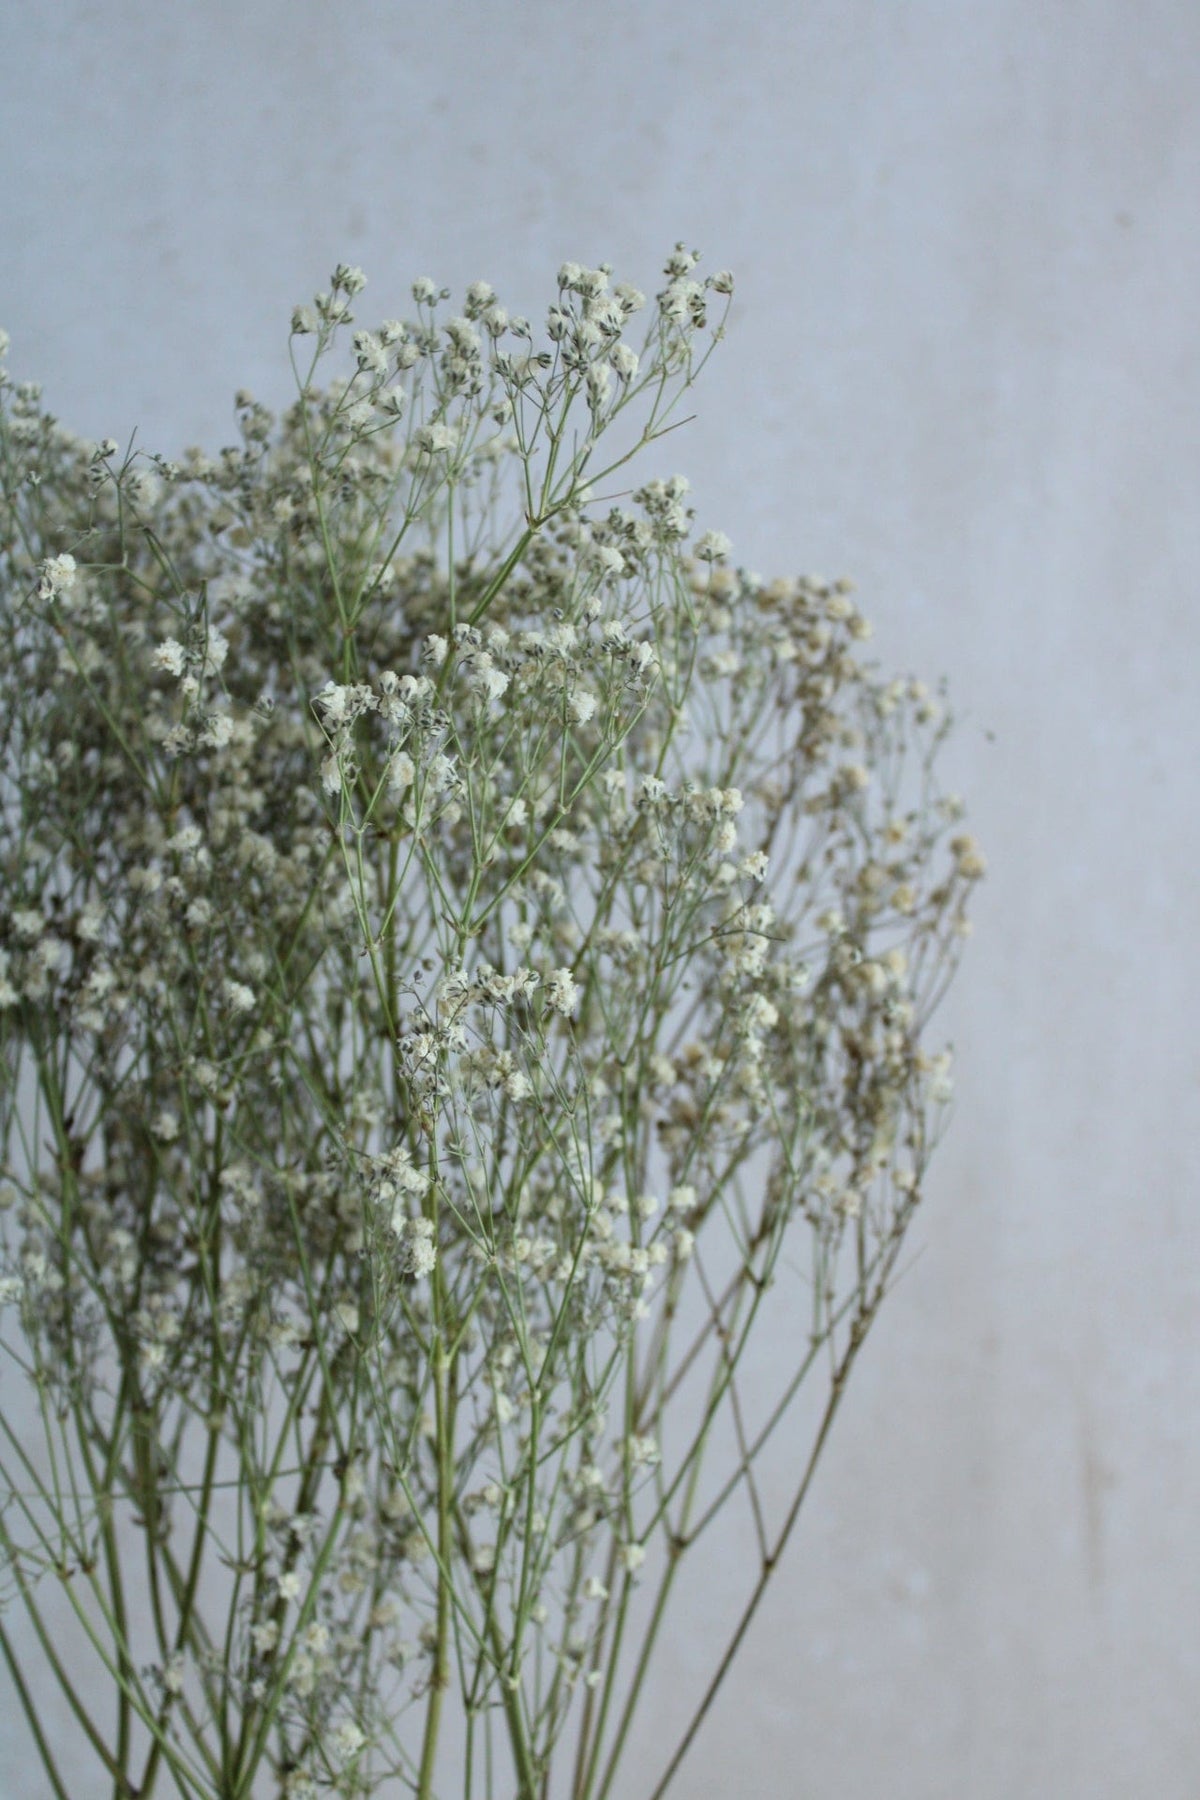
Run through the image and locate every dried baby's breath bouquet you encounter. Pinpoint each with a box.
[0,248,982,1799]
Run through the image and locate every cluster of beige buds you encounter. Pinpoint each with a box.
[0,248,978,1800]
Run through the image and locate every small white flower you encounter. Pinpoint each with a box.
[200,630,228,676]
[406,1217,437,1279]
[592,546,625,579]
[694,530,732,562]
[38,553,77,600]
[199,710,235,750]
[315,680,377,724]
[545,967,579,1017]
[469,654,509,702]
[951,833,987,879]
[352,330,387,375]
[332,1720,366,1760]
[665,244,699,276]
[445,315,482,355]
[415,421,457,456]
[586,362,613,410]
[388,749,415,793]
[169,820,204,853]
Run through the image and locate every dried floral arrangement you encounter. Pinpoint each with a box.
[0,248,982,1799]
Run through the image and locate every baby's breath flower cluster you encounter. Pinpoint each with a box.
[0,250,980,1800]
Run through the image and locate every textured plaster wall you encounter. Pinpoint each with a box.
[2,3,1198,1796]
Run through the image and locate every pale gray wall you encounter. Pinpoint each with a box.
[3,2,1198,1796]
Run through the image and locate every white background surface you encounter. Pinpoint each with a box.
[3,3,1199,1795]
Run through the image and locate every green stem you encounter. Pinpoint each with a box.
[416,1333,454,1799]
[645,1336,864,1800]
[0,1616,73,1800]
